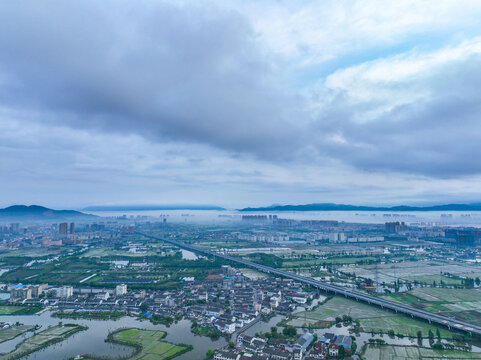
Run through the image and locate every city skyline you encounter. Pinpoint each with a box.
[2,1,481,208]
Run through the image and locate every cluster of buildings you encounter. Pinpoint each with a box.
[2,267,315,338]
[184,267,312,335]
[214,331,353,360]
[9,283,48,302]
[385,222,407,233]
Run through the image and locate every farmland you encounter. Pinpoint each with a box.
[287,296,456,338]
[106,328,192,360]
[362,344,481,359]
[0,324,86,359]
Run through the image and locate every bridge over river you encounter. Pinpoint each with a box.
[140,232,481,336]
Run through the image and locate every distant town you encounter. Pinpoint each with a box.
[2,208,481,359]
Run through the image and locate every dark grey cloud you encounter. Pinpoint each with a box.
[0,1,304,159]
[1,0,481,183]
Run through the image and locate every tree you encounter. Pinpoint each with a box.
[338,345,345,359]
[417,330,423,345]
[271,326,278,334]
[282,325,297,337]
[428,329,434,344]
[206,349,214,358]
[436,328,441,341]
[139,303,148,313]
[476,277,480,286]
[228,341,235,348]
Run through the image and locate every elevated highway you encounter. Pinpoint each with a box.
[140,232,481,336]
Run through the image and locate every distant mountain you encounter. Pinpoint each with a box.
[83,204,226,211]
[240,203,481,212]
[0,205,96,221]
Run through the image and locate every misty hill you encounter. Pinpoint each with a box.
[83,205,225,211]
[240,203,481,212]
[0,205,96,221]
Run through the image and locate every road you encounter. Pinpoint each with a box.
[140,232,481,336]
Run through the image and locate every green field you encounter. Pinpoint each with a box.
[402,275,464,286]
[0,324,85,359]
[384,288,481,326]
[52,310,127,320]
[362,344,481,359]
[0,248,64,259]
[359,316,453,338]
[0,306,41,315]
[80,247,158,258]
[0,325,35,343]
[108,328,192,360]
[288,296,456,338]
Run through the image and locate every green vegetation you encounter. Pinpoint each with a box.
[246,253,283,268]
[81,247,158,258]
[0,324,86,360]
[362,344,481,359]
[0,325,36,343]
[287,296,457,338]
[52,310,127,320]
[384,288,481,326]
[191,324,222,340]
[0,305,41,315]
[100,328,192,360]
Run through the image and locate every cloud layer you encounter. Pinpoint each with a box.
[1,0,481,206]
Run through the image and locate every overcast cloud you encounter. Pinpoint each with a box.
[1,0,481,208]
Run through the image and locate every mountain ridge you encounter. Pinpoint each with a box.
[240,203,481,212]
[83,204,226,211]
[0,205,96,220]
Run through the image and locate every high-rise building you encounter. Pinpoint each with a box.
[69,222,75,234]
[10,285,32,302]
[9,223,20,233]
[385,222,407,233]
[56,286,73,298]
[115,284,127,296]
[59,222,68,235]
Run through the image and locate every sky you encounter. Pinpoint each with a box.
[1,0,481,209]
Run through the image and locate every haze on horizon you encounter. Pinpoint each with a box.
[2,0,481,209]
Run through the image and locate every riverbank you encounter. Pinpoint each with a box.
[0,324,87,360]
[83,328,192,360]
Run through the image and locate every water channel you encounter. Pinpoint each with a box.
[0,312,225,360]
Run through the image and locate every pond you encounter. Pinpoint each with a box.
[0,312,226,360]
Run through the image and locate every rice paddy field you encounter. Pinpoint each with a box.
[385,288,481,326]
[110,328,191,360]
[288,296,456,338]
[340,261,481,284]
[0,324,84,359]
[362,344,481,359]
[0,325,35,343]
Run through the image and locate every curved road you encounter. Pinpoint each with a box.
[140,232,481,336]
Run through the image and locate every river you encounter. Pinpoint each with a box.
[0,312,226,360]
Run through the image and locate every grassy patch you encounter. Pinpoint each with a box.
[103,328,192,360]
[0,305,41,315]
[52,310,127,320]
[0,324,86,359]
[0,325,36,343]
